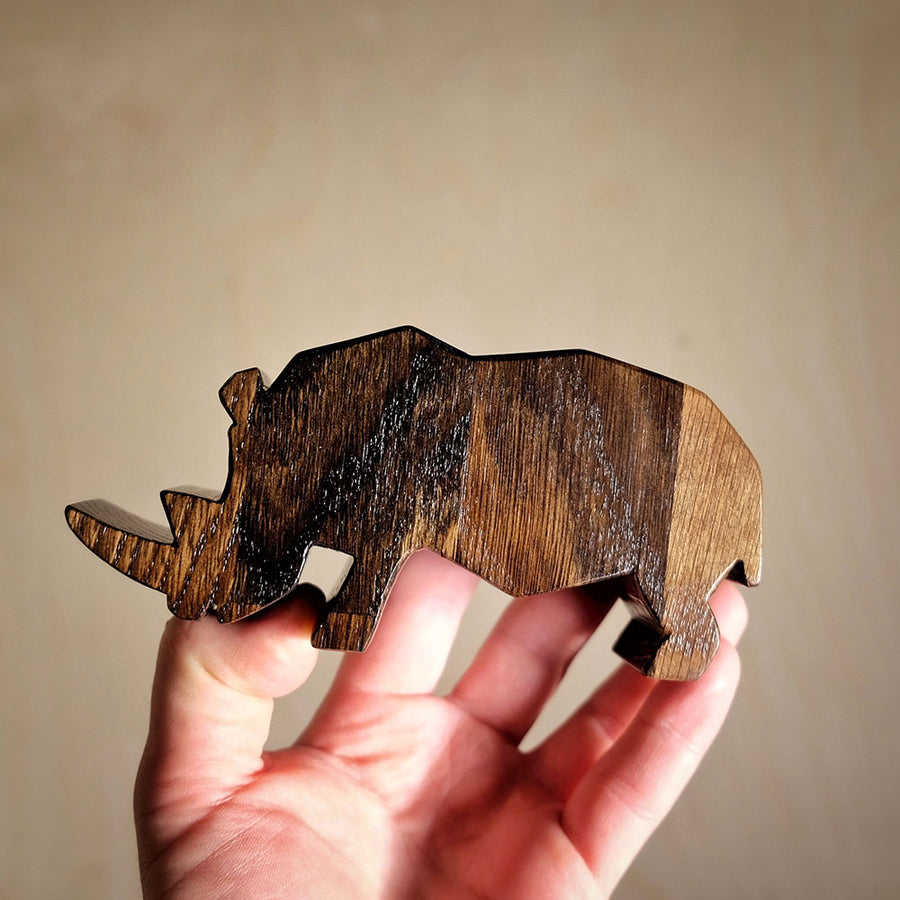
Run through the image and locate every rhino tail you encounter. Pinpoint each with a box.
[728,553,761,588]
[613,574,720,681]
[65,499,174,593]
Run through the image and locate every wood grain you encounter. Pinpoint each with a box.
[66,326,762,680]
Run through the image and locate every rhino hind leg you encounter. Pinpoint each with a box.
[613,617,671,677]
[612,576,720,681]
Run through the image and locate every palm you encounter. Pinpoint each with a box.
[135,553,745,898]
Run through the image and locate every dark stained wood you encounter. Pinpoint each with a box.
[65,326,762,680]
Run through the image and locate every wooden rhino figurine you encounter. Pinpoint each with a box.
[66,327,761,680]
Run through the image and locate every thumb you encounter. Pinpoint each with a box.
[134,590,320,828]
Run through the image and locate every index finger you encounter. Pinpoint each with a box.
[134,592,320,841]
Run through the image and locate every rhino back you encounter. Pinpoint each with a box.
[456,352,684,598]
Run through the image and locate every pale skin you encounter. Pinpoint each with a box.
[135,550,747,899]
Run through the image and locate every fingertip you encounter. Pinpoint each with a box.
[709,580,749,647]
[222,590,322,699]
[701,635,741,702]
[388,548,482,602]
[159,589,321,701]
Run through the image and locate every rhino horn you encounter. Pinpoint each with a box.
[65,499,174,592]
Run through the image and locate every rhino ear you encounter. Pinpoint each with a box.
[219,368,267,424]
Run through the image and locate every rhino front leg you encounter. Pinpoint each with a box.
[310,551,404,652]
[613,576,720,681]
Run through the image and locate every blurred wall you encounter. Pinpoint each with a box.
[2,1,898,897]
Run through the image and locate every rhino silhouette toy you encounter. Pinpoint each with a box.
[66,326,762,680]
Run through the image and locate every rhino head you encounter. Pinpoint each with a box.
[65,367,295,621]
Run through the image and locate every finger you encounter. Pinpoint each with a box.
[529,663,653,800]
[447,581,618,743]
[531,581,748,797]
[709,579,750,645]
[134,591,319,833]
[322,550,480,699]
[562,625,742,894]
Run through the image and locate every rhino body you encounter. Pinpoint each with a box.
[67,327,762,680]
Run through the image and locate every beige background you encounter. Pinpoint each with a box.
[2,1,899,897]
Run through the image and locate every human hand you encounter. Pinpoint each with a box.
[134,551,746,898]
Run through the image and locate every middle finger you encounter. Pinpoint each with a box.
[447,581,619,743]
